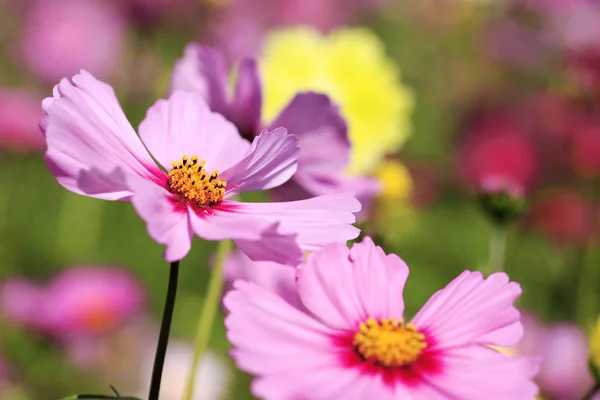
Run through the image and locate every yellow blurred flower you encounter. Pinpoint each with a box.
[260,27,414,175]
[375,160,413,201]
[590,315,600,373]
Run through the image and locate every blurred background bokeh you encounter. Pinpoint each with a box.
[2,0,600,399]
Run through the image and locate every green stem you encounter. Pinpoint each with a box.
[148,261,180,400]
[575,246,596,324]
[183,240,232,400]
[575,179,600,324]
[488,225,507,273]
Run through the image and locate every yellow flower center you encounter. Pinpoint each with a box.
[354,317,426,367]
[167,155,226,207]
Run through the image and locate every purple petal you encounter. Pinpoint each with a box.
[221,128,299,196]
[170,44,229,115]
[268,92,348,145]
[229,58,262,137]
[268,93,357,196]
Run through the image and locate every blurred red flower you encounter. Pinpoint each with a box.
[532,189,596,246]
[458,111,539,193]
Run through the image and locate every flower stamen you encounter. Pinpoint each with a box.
[168,155,226,207]
[353,317,426,367]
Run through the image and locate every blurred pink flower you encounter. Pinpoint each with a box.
[209,0,384,60]
[0,266,145,340]
[170,45,380,208]
[224,237,539,399]
[41,72,360,264]
[518,312,594,400]
[532,189,596,246]
[458,112,539,193]
[21,0,126,82]
[0,89,45,152]
[483,19,551,69]
[223,249,301,308]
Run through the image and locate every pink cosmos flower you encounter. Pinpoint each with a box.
[41,71,360,263]
[224,237,540,399]
[170,45,380,208]
[21,0,126,82]
[0,89,46,152]
[0,266,145,340]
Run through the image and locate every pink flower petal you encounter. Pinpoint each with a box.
[348,237,409,320]
[417,346,539,399]
[223,249,301,308]
[225,193,360,251]
[265,92,380,206]
[269,92,349,181]
[128,175,194,262]
[411,271,523,349]
[229,58,262,135]
[224,280,359,399]
[77,167,132,200]
[296,242,359,330]
[251,366,369,400]
[296,238,408,331]
[221,128,299,196]
[189,209,303,265]
[169,44,229,114]
[226,279,406,400]
[139,90,249,173]
[224,280,336,365]
[42,71,161,200]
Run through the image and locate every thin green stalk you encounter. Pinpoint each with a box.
[183,240,232,400]
[575,179,600,324]
[148,261,180,400]
[575,246,596,323]
[488,225,507,273]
